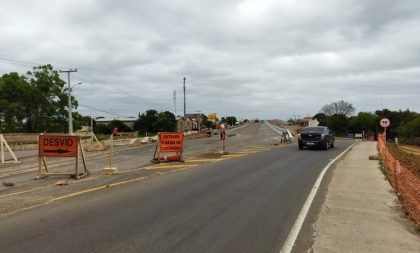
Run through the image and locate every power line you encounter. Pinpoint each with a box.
[0,56,69,69]
[78,104,130,118]
[74,73,173,111]
[0,57,40,67]
[1,56,174,112]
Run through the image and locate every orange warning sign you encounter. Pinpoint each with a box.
[159,132,183,153]
[39,135,78,157]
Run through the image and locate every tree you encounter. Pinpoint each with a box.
[0,72,33,132]
[0,65,78,133]
[93,124,111,135]
[226,116,237,126]
[327,114,349,135]
[26,64,71,132]
[350,112,376,134]
[313,113,328,126]
[320,100,355,117]
[201,117,214,128]
[397,116,420,141]
[108,120,132,132]
[157,111,176,132]
[133,110,159,134]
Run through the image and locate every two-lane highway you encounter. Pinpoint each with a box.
[0,139,353,253]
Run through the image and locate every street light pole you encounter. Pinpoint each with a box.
[183,77,186,131]
[183,77,186,118]
[60,68,77,134]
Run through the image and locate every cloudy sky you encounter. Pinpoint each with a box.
[1,0,419,120]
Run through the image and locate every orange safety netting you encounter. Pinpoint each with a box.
[377,133,420,223]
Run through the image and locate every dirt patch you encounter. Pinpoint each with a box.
[399,145,420,156]
[387,143,420,178]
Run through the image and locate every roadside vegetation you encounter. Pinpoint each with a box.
[0,64,80,133]
[289,100,419,145]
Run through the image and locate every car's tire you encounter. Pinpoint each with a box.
[324,141,329,150]
[330,142,334,148]
[298,143,303,150]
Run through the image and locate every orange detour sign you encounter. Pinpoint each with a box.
[37,135,88,180]
[153,132,184,162]
[39,135,78,157]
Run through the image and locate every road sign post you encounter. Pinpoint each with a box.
[220,123,227,154]
[38,135,88,179]
[102,134,118,175]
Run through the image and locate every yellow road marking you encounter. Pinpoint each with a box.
[118,167,146,173]
[186,159,225,163]
[219,154,246,158]
[246,148,270,151]
[143,164,198,170]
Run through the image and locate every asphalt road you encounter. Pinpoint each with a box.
[0,139,353,253]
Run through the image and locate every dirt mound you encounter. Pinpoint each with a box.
[387,143,420,178]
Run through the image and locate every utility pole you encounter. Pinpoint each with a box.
[183,77,186,132]
[59,68,77,134]
[173,90,177,116]
[183,77,186,118]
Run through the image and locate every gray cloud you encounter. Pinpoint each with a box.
[1,0,419,120]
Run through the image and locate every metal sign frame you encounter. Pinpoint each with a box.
[38,135,88,179]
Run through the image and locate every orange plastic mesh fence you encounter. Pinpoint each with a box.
[377,133,420,223]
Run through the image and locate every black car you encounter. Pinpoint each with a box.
[298,126,335,150]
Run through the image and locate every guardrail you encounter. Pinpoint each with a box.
[377,133,420,223]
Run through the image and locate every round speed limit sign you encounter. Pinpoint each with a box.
[380,118,391,128]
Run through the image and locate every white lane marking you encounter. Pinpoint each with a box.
[279,142,357,253]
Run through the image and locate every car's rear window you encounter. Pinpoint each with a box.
[301,127,324,133]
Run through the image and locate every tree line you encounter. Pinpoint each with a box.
[93,111,239,135]
[93,110,177,135]
[309,100,419,143]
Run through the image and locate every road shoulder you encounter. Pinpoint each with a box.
[311,142,420,252]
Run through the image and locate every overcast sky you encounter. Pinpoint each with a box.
[1,0,419,120]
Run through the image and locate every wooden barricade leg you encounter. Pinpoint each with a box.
[0,134,18,164]
[1,136,4,164]
[75,143,80,179]
[102,135,118,175]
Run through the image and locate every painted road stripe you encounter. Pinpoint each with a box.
[279,143,357,253]
[186,159,225,163]
[143,164,198,170]
[219,154,246,158]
